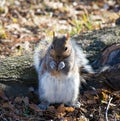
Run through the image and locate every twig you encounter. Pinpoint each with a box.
[105,96,113,121]
[101,100,116,107]
[114,113,117,121]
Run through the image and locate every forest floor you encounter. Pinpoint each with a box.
[0,0,120,121]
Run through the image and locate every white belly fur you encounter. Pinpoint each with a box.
[38,72,80,104]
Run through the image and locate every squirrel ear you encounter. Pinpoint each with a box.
[66,33,70,41]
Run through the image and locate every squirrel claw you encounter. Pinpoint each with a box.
[58,61,65,70]
[50,61,57,70]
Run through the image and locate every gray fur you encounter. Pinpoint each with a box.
[34,38,93,110]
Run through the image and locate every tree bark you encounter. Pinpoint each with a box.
[0,54,37,82]
[74,26,120,63]
[0,26,120,96]
[0,54,38,96]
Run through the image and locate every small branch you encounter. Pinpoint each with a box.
[101,100,116,107]
[105,96,113,121]
[114,113,117,121]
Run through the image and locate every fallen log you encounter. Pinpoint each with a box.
[0,54,37,96]
[0,54,36,81]
[0,26,120,96]
[74,26,120,64]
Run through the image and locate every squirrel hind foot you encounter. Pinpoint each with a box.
[38,101,50,110]
[66,101,80,108]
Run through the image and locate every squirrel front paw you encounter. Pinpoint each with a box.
[38,101,50,110]
[49,61,57,70]
[58,61,65,70]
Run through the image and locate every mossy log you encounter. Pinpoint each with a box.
[0,26,120,96]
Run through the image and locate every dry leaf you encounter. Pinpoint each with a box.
[115,113,120,120]
[29,103,41,112]
[22,97,29,106]
[79,119,87,121]
[57,104,66,113]
[64,117,76,121]
[14,97,23,104]
[2,102,14,111]
[99,118,105,121]
[65,107,75,112]
[101,91,109,101]
[47,105,56,111]
[44,106,56,119]
[84,90,96,99]
[79,116,88,121]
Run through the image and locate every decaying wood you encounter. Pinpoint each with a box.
[0,54,37,82]
[92,43,120,68]
[0,54,37,96]
[100,43,120,66]
[74,26,120,65]
[0,26,120,96]
[90,42,120,91]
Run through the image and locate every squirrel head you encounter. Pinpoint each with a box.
[49,32,72,61]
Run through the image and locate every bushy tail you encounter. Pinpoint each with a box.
[33,40,49,72]
[71,39,94,74]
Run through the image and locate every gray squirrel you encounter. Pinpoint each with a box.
[34,33,93,110]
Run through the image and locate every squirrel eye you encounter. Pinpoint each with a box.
[64,47,67,51]
[51,45,54,49]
